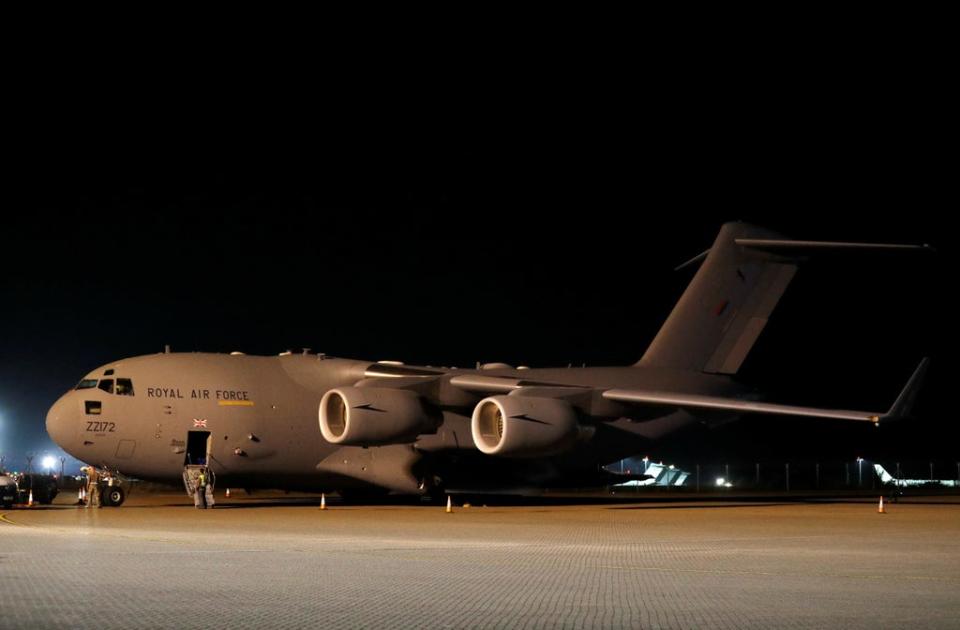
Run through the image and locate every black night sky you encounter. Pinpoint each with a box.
[1,27,953,474]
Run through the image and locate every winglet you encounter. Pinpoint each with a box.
[880,358,929,422]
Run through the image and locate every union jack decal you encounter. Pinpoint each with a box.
[193,418,208,428]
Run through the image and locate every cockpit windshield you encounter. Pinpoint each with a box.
[75,377,135,395]
[116,378,134,396]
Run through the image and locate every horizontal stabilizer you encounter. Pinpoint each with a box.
[672,235,931,273]
[735,238,934,256]
[673,248,711,272]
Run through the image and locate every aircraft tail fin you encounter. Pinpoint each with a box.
[638,222,931,375]
[874,464,895,484]
[638,222,797,374]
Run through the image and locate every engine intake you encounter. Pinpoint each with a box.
[319,387,439,446]
[471,395,581,458]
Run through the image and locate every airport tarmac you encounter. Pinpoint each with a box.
[2,492,959,629]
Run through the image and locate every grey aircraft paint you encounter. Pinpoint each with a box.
[45,223,930,497]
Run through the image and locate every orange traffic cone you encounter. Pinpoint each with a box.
[320,493,327,510]
[28,489,34,507]
[225,488,231,498]
[445,495,453,513]
[878,496,886,514]
[77,487,85,505]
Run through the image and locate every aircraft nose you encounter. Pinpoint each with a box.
[46,394,75,449]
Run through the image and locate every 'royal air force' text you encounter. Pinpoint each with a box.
[146,387,250,401]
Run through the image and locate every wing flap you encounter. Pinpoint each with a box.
[448,374,584,394]
[448,374,525,393]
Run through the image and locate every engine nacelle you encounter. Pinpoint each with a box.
[319,387,440,446]
[470,395,581,458]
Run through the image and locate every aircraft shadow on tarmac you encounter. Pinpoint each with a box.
[607,503,794,510]
[125,503,367,510]
[2,500,800,511]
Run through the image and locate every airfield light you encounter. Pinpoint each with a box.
[716,477,725,486]
[42,455,56,471]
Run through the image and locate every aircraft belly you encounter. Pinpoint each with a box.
[316,445,422,494]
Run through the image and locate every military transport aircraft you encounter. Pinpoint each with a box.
[46,223,930,504]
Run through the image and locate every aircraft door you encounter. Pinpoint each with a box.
[185,431,211,466]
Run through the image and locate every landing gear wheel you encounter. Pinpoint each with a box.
[416,474,446,505]
[103,486,125,507]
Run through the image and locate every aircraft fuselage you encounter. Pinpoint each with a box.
[46,352,739,493]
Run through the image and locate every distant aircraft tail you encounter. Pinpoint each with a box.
[638,222,931,374]
[874,464,895,484]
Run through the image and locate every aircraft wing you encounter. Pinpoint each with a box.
[604,358,928,424]
[452,376,882,422]
[674,238,932,271]
[447,359,928,424]
[602,389,881,422]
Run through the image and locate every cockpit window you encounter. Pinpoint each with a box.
[104,369,115,376]
[116,378,134,396]
[98,379,114,394]
[76,379,98,390]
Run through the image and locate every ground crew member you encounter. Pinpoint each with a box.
[195,467,209,509]
[83,466,101,508]
[203,466,215,509]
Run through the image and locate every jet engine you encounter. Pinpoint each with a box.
[470,395,581,457]
[319,387,440,446]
